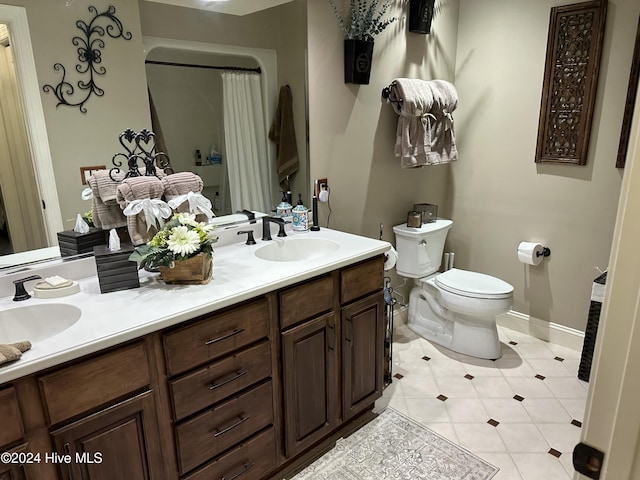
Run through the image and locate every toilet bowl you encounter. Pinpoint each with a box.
[393,220,514,359]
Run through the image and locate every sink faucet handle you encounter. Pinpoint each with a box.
[12,275,42,301]
[237,230,257,245]
[277,221,289,238]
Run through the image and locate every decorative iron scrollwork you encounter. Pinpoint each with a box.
[110,128,174,180]
[43,6,132,113]
[535,0,606,165]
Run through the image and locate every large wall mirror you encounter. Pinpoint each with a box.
[0,0,309,271]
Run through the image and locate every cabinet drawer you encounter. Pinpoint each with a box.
[280,274,334,329]
[340,255,384,304]
[0,387,24,447]
[170,341,271,420]
[176,381,274,474]
[163,298,270,377]
[39,342,150,425]
[184,425,276,480]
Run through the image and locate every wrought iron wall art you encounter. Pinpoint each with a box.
[110,128,174,180]
[534,0,607,165]
[42,5,132,113]
[616,15,640,169]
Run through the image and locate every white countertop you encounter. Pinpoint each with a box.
[0,228,390,385]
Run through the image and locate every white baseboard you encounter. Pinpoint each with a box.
[497,310,585,352]
[394,306,585,352]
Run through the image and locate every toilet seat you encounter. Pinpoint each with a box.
[435,268,513,299]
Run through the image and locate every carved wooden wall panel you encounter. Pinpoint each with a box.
[616,15,640,169]
[535,0,607,165]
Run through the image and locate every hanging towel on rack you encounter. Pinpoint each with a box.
[389,78,458,168]
[87,170,127,230]
[116,176,170,246]
[269,85,299,189]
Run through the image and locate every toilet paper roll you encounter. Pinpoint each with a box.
[384,246,398,271]
[517,242,544,266]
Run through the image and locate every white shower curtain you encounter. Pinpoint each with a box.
[221,71,273,214]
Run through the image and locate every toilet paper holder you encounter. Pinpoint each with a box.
[537,247,551,257]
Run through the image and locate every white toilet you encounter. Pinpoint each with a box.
[393,219,514,359]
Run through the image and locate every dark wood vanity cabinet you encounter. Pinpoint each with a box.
[279,256,385,459]
[0,253,385,480]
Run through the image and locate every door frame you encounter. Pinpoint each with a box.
[579,72,640,477]
[0,5,62,245]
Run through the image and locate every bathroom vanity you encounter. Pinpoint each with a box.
[0,227,388,480]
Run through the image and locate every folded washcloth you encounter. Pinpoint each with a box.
[162,172,213,221]
[87,174,127,230]
[117,176,171,246]
[0,341,32,366]
[389,78,458,167]
[93,169,125,204]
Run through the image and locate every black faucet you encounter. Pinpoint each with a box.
[262,217,287,241]
[237,230,257,245]
[237,209,256,224]
[13,275,42,301]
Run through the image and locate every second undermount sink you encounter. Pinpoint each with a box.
[0,303,81,344]
[255,237,340,262]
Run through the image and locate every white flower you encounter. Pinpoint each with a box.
[176,213,197,226]
[167,225,201,256]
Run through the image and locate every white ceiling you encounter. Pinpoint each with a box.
[144,0,293,16]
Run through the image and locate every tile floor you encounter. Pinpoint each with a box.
[374,324,588,480]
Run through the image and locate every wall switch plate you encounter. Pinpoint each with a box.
[80,165,106,185]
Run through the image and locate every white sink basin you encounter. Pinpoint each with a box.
[0,303,81,344]
[255,237,340,262]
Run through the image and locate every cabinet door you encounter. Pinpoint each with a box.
[281,313,337,458]
[342,292,385,421]
[50,391,164,480]
[0,444,30,480]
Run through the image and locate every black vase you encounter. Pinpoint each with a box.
[344,39,374,85]
[409,0,436,34]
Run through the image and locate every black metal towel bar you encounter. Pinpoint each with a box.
[382,82,403,109]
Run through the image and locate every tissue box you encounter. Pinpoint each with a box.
[93,244,140,294]
[57,229,107,257]
[413,203,438,224]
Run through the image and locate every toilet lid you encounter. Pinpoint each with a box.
[435,268,514,299]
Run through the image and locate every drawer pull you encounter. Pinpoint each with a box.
[221,461,255,480]
[205,328,245,346]
[209,369,248,390]
[213,415,249,438]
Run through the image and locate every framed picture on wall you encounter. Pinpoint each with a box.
[534,0,607,166]
[616,15,640,169]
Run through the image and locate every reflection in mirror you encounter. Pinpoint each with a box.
[0,0,309,273]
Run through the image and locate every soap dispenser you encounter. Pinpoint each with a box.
[276,192,293,217]
[292,194,309,232]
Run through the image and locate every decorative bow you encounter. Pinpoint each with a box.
[166,191,215,220]
[122,198,172,231]
[81,188,93,200]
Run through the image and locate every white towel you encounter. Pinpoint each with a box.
[389,78,458,168]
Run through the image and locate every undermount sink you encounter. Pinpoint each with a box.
[255,237,340,262]
[0,303,81,344]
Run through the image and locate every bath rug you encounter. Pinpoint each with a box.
[292,407,498,480]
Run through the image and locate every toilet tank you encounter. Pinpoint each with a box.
[393,219,453,278]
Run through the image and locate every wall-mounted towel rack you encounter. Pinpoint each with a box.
[382,82,403,110]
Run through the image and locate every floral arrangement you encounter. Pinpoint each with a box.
[129,213,218,270]
[328,0,398,41]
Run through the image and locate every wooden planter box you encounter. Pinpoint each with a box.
[159,253,212,285]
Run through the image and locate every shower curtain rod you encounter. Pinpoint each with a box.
[145,59,261,74]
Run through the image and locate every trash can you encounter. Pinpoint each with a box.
[578,271,607,382]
